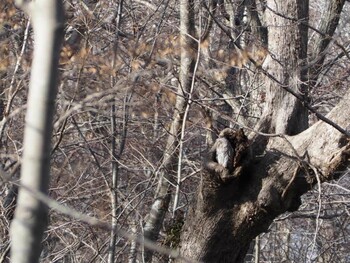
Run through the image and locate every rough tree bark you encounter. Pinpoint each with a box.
[308,0,346,86]
[257,0,309,135]
[10,1,64,262]
[178,0,349,262]
[179,94,350,262]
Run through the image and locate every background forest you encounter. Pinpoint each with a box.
[1,0,350,262]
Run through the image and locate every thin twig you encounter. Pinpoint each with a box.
[0,243,10,263]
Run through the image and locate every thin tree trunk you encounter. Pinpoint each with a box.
[128,221,137,263]
[10,1,64,262]
[308,0,346,86]
[108,102,119,263]
[108,1,124,262]
[143,0,197,261]
[254,236,260,263]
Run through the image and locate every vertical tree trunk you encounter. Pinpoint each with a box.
[143,0,197,261]
[108,1,124,262]
[10,1,64,262]
[308,0,345,86]
[254,237,260,263]
[257,0,309,135]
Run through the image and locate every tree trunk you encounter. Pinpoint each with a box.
[257,0,309,135]
[108,1,124,262]
[10,1,64,262]
[308,0,345,86]
[178,1,350,262]
[178,90,350,262]
[143,0,197,261]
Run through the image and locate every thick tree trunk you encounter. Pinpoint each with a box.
[10,1,64,263]
[257,0,309,135]
[178,1,349,262]
[178,90,350,262]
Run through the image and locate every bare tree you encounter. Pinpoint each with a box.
[177,0,350,262]
[143,0,197,261]
[1,0,349,262]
